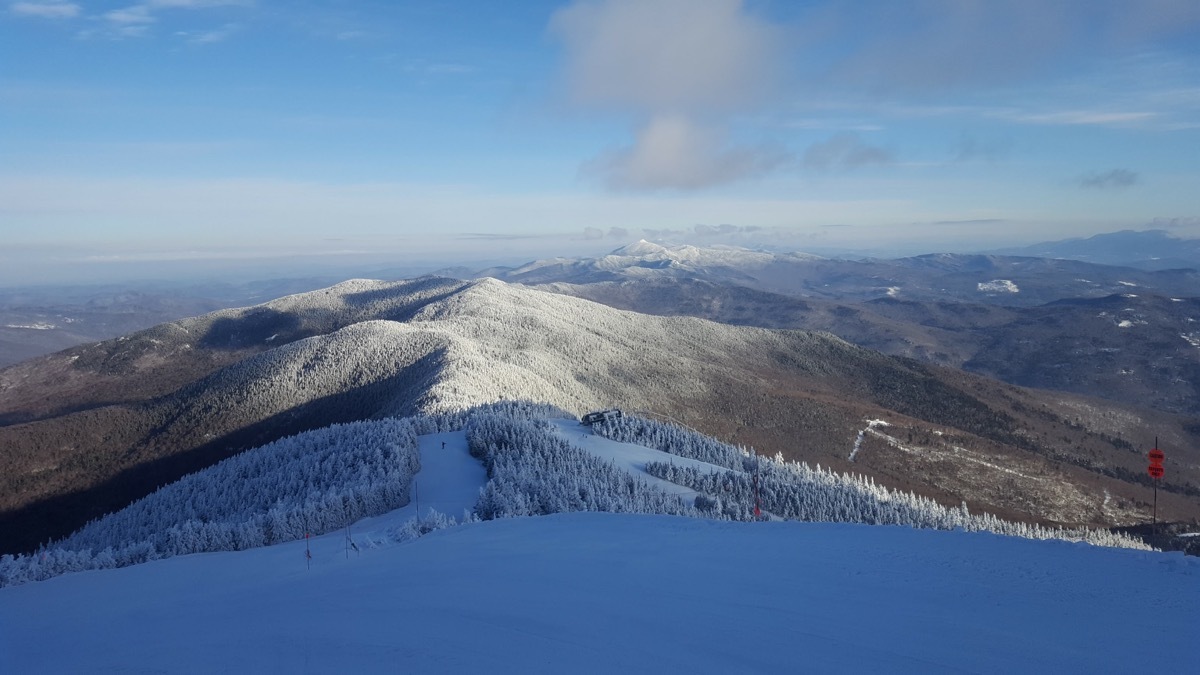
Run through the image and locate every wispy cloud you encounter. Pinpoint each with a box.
[863,102,1171,130]
[551,0,787,191]
[952,135,1012,163]
[1147,216,1200,230]
[1079,169,1139,190]
[104,6,154,30]
[933,219,1007,226]
[9,1,79,19]
[817,0,1200,93]
[803,133,892,171]
[584,226,632,240]
[97,8,152,38]
[693,223,761,236]
[179,22,239,44]
[457,233,547,241]
[142,0,250,9]
[94,0,250,39]
[1005,110,1158,127]
[402,60,475,75]
[782,118,883,132]
[778,6,1200,136]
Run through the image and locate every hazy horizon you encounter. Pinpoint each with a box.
[4,0,1199,286]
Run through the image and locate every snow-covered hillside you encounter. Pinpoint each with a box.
[2,406,1147,585]
[6,272,1194,561]
[1,511,1195,674]
[1,406,1191,672]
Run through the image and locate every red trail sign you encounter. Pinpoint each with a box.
[1148,447,1164,479]
[1148,443,1164,525]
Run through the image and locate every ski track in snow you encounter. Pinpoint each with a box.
[350,430,485,544]
[864,426,1054,484]
[549,420,778,521]
[849,419,890,462]
[549,419,733,505]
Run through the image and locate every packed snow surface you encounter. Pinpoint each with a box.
[1,426,1195,672]
[364,429,484,529]
[1,512,1195,674]
[0,417,1189,672]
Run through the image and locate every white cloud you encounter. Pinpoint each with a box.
[105,6,154,25]
[584,115,790,190]
[9,2,79,19]
[550,0,779,114]
[550,0,786,191]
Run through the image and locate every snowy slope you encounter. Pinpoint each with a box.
[0,512,1195,674]
[550,418,734,501]
[3,420,1191,672]
[333,429,486,541]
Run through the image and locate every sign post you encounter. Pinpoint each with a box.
[1148,439,1165,527]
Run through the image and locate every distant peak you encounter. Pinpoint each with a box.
[611,240,669,257]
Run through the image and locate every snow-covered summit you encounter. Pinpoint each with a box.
[605,240,821,269]
[611,239,671,257]
[487,241,823,286]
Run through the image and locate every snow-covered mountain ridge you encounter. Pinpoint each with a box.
[170,276,847,423]
[2,276,1198,557]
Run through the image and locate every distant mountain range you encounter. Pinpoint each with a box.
[4,229,1197,369]
[474,237,1200,306]
[2,277,1197,555]
[988,229,1200,270]
[4,231,1200,554]
[0,277,346,368]
[453,239,1200,417]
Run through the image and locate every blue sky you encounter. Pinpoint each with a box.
[2,0,1199,284]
